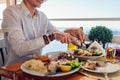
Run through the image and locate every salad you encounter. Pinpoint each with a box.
[73,49,103,56]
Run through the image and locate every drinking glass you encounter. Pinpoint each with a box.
[106,47,116,62]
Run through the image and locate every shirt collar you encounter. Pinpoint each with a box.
[20,2,38,17]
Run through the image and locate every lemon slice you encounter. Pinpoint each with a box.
[68,43,77,50]
[59,65,72,72]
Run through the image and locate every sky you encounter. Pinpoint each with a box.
[0,0,120,29]
[40,0,120,18]
[38,0,120,29]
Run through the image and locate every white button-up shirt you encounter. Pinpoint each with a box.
[2,2,57,65]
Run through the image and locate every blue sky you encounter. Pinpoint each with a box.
[40,0,120,18]
[39,0,120,29]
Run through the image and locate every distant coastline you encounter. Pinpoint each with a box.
[57,27,120,36]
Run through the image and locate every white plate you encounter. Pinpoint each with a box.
[21,51,80,77]
[21,62,80,77]
[74,55,103,60]
[81,61,119,73]
[68,50,104,60]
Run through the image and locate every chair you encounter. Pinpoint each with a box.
[0,37,7,65]
[0,48,5,65]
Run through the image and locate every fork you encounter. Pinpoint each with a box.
[104,73,109,80]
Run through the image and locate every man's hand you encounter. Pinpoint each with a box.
[64,27,85,43]
[53,32,77,44]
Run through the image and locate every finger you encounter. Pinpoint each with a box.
[79,27,84,41]
[70,36,78,45]
[67,37,71,43]
[78,29,84,42]
[82,32,85,41]
[80,27,83,30]
[64,34,71,43]
[81,31,85,42]
[61,39,64,43]
[60,37,65,43]
[75,31,83,42]
[80,32,84,42]
[80,28,85,42]
[65,29,76,37]
[64,37,67,43]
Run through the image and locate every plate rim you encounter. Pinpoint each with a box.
[20,62,80,77]
[20,51,81,77]
[81,61,119,73]
[68,50,104,59]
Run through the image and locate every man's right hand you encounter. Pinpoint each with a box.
[53,32,78,44]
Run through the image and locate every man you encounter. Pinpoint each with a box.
[2,0,84,65]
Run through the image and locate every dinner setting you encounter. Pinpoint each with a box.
[1,40,120,80]
[21,52,81,77]
[0,36,120,80]
[1,0,120,80]
[10,43,120,80]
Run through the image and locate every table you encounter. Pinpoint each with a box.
[0,57,120,80]
[0,61,98,80]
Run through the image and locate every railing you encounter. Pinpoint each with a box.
[49,18,120,21]
[1,18,120,20]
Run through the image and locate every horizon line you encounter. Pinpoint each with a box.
[49,18,120,21]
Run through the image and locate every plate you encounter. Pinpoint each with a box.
[74,55,103,60]
[81,61,119,73]
[68,50,104,60]
[20,51,80,77]
[21,62,80,77]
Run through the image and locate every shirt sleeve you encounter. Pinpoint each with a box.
[40,11,59,33]
[47,20,58,33]
[2,7,46,57]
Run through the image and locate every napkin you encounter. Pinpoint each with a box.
[87,41,105,54]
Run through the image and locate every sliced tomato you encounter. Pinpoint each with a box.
[80,53,87,56]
